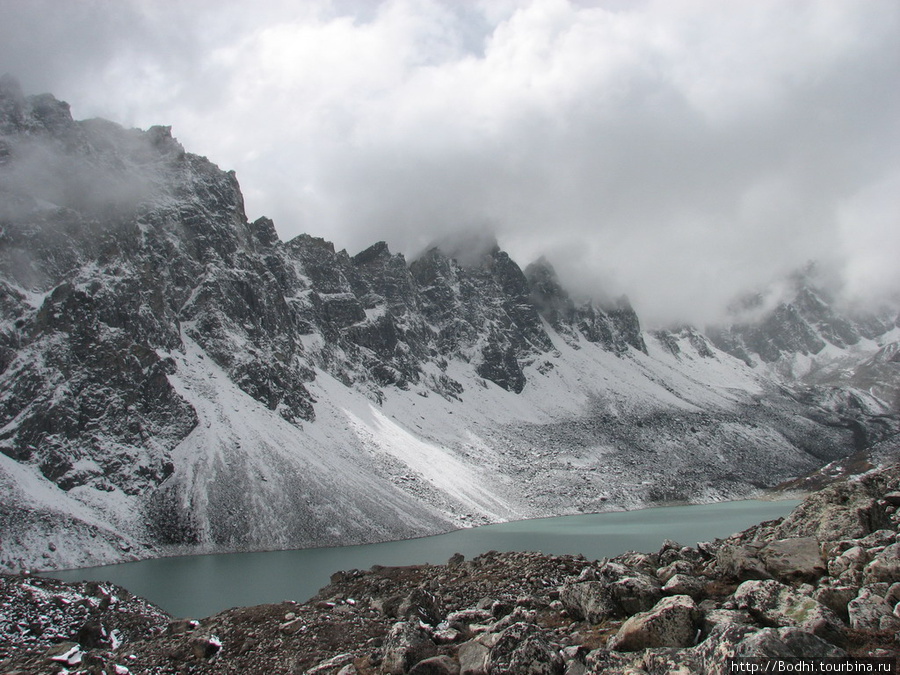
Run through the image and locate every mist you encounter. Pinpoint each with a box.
[1,0,898,326]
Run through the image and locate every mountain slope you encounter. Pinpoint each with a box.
[1,77,897,571]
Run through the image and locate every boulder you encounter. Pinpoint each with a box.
[662,573,704,600]
[758,537,826,583]
[774,479,889,541]
[863,543,900,584]
[847,586,900,631]
[814,585,859,620]
[399,587,444,626]
[559,581,617,623]
[733,580,845,646]
[487,622,563,674]
[607,595,701,652]
[716,543,770,581]
[408,655,461,675]
[458,639,490,675]
[739,627,846,658]
[696,624,845,674]
[609,574,663,615]
[657,560,695,583]
[382,620,438,675]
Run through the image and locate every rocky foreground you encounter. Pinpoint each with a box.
[3,464,900,674]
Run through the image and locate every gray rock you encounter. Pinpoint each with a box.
[487,622,563,674]
[814,585,859,620]
[740,627,846,658]
[399,587,444,626]
[758,537,826,583]
[863,543,900,584]
[732,580,845,647]
[702,608,755,633]
[716,543,771,581]
[609,574,663,615]
[607,595,701,652]
[662,573,705,599]
[382,620,438,675]
[657,560,695,583]
[559,581,617,623]
[696,624,845,674]
[408,655,461,675]
[458,640,490,675]
[847,586,900,631]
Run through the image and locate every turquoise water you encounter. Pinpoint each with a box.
[46,499,798,618]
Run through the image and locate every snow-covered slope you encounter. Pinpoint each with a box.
[1,77,898,572]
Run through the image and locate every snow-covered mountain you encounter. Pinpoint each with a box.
[1,77,897,572]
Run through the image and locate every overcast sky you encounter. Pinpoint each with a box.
[1,0,898,326]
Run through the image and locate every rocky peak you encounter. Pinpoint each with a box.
[711,272,898,366]
[524,256,576,328]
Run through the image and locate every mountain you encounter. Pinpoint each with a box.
[708,267,900,421]
[1,77,898,572]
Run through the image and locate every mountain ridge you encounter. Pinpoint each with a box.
[1,78,898,572]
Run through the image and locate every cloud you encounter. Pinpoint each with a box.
[1,0,898,326]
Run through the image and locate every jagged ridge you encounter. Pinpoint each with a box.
[1,77,898,572]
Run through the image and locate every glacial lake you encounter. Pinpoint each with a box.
[47,499,799,618]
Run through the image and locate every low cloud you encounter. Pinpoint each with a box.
[1,0,898,326]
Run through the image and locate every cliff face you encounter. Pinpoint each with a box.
[1,78,898,571]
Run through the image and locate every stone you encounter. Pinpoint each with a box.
[733,580,845,646]
[696,624,845,673]
[399,587,444,626]
[458,639,490,675]
[883,491,900,506]
[408,655,461,675]
[657,560,695,583]
[607,595,701,652]
[716,543,770,581]
[609,574,663,615]
[774,480,889,541]
[190,634,222,660]
[814,585,859,620]
[758,537,826,583]
[305,653,356,674]
[828,545,868,581]
[487,622,563,674]
[382,620,438,675]
[863,543,900,584]
[559,581,617,623]
[662,573,704,600]
[739,627,846,658]
[847,586,900,631]
[45,642,83,666]
[701,608,754,633]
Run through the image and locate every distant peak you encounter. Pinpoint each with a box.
[424,228,500,267]
[353,241,392,265]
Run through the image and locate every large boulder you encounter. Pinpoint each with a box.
[774,480,890,541]
[847,586,900,631]
[559,581,617,623]
[487,622,563,674]
[863,543,900,584]
[758,537,826,583]
[733,580,845,647]
[382,620,438,675]
[408,655,461,675]
[607,595,701,652]
[716,543,770,582]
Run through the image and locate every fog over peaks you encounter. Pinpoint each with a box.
[1,0,898,326]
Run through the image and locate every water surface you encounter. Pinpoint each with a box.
[47,499,798,618]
